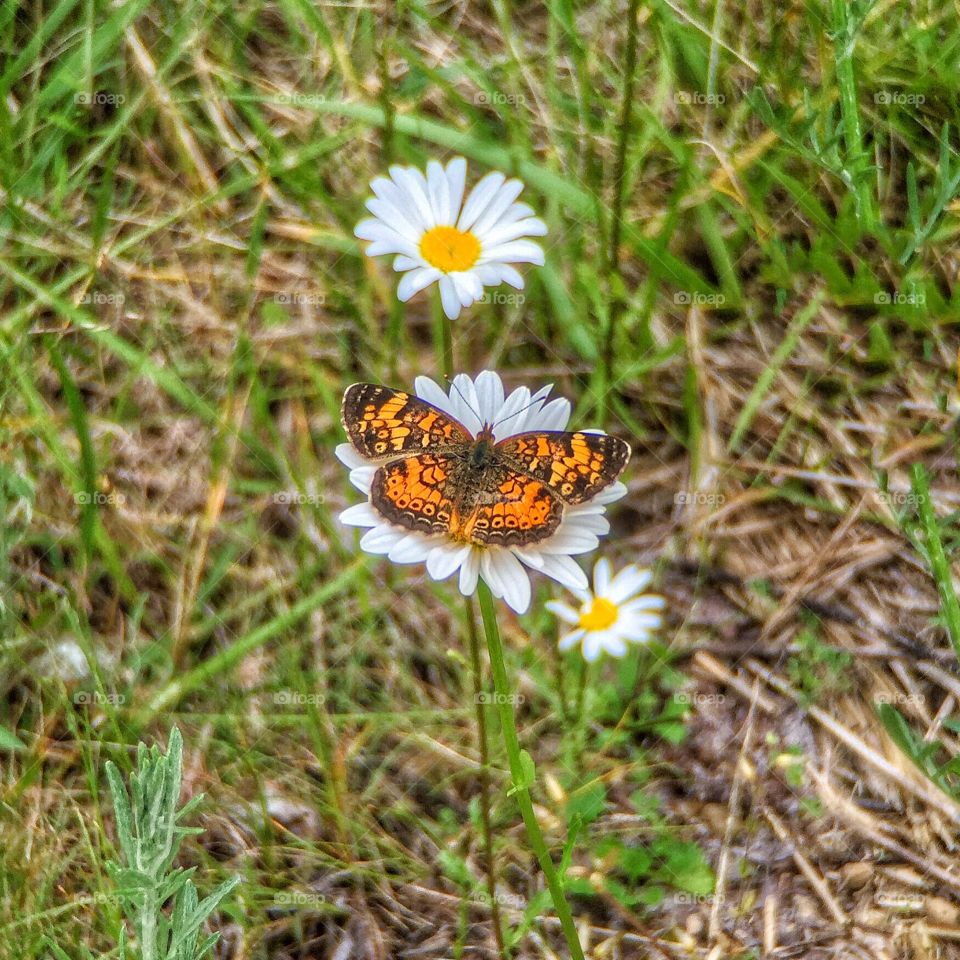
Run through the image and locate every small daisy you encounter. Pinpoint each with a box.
[546,557,665,662]
[354,158,547,320]
[336,371,627,615]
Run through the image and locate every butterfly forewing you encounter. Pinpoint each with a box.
[341,383,472,462]
[496,430,630,504]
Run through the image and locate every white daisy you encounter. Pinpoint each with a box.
[336,370,627,615]
[354,158,547,320]
[546,557,665,662]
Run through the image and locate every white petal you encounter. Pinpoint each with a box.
[364,236,421,259]
[603,633,628,658]
[388,534,434,564]
[607,566,654,604]
[451,271,481,308]
[471,179,524,237]
[593,557,612,595]
[426,543,471,581]
[474,263,506,286]
[558,628,586,651]
[594,481,627,505]
[426,160,452,224]
[616,622,656,643]
[620,612,663,631]
[544,600,581,625]
[464,270,485,301]
[397,267,442,302]
[480,550,506,600]
[458,172,506,232]
[494,264,525,289]
[335,443,367,469]
[481,240,545,265]
[448,374,483,435]
[519,550,545,570]
[474,370,505,425]
[354,220,411,249]
[532,397,571,431]
[582,633,605,662]
[497,202,536,225]
[534,553,589,591]
[364,197,422,242]
[481,549,531,614]
[479,217,548,247]
[459,549,480,595]
[414,376,460,422]
[390,166,436,230]
[355,217,393,241]
[489,385,532,441]
[339,503,380,527]
[368,177,430,233]
[621,595,667,614]
[349,466,376,494]
[564,513,609,536]
[508,383,553,434]
[445,157,468,220]
[438,275,462,320]
[534,527,600,555]
[359,524,406,553]
[370,175,424,219]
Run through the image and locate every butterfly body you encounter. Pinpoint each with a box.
[342,383,629,547]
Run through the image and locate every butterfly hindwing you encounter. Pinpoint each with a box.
[370,453,459,537]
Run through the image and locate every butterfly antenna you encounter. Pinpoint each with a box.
[444,375,553,431]
[444,375,485,424]
[490,391,551,430]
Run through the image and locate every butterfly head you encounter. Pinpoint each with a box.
[471,423,497,465]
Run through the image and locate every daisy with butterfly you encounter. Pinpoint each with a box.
[337,370,629,614]
[342,159,662,959]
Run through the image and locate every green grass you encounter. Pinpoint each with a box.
[3,0,960,956]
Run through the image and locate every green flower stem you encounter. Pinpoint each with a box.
[476,581,584,960]
[464,596,507,955]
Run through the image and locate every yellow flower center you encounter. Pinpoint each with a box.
[579,597,619,631]
[419,225,481,272]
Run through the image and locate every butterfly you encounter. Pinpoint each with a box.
[341,383,630,547]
